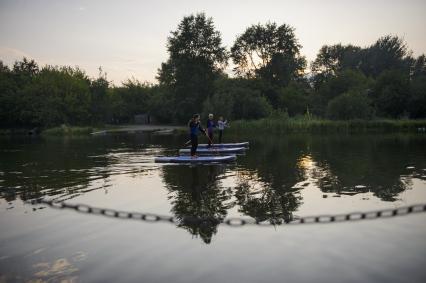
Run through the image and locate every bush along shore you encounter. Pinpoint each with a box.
[228,118,426,134]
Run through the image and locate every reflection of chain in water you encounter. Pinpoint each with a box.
[29,198,426,226]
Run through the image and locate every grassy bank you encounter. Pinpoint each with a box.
[3,119,426,136]
[228,118,426,134]
[41,125,94,136]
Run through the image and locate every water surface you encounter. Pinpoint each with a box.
[1,132,425,282]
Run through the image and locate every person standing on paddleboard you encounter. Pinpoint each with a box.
[206,113,216,147]
[217,116,228,144]
[188,114,206,158]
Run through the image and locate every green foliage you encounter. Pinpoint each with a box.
[312,69,373,116]
[411,55,426,78]
[157,13,228,122]
[202,78,272,120]
[202,90,234,121]
[1,17,426,131]
[0,58,153,129]
[233,90,272,120]
[148,86,175,123]
[231,22,306,87]
[277,81,310,116]
[90,68,110,123]
[372,70,411,118]
[229,118,426,134]
[0,62,19,126]
[312,36,412,83]
[311,44,362,88]
[19,65,91,127]
[408,75,426,118]
[326,91,374,120]
[318,69,372,101]
[360,36,412,78]
[109,79,151,123]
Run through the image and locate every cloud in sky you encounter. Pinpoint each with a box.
[0,46,36,66]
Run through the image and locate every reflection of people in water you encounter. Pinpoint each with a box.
[162,165,230,244]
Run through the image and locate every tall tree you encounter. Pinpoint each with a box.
[231,22,306,86]
[411,54,426,78]
[311,44,362,87]
[157,13,228,122]
[360,35,412,78]
[90,67,110,123]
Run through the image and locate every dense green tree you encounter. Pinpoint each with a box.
[372,70,411,118]
[360,36,412,78]
[311,69,373,116]
[0,61,19,127]
[408,54,426,118]
[16,66,91,127]
[157,13,228,122]
[109,79,151,123]
[277,81,310,116]
[90,67,110,123]
[311,44,362,88]
[408,74,426,118]
[203,78,272,120]
[312,44,362,75]
[148,85,175,123]
[231,22,306,87]
[319,69,372,101]
[12,57,39,86]
[326,91,374,120]
[411,54,426,78]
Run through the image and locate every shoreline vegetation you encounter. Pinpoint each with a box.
[229,118,426,134]
[2,118,426,136]
[1,14,425,134]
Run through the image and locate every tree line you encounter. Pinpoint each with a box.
[1,13,425,129]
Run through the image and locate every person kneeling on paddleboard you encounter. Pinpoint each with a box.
[188,114,206,158]
[206,113,216,147]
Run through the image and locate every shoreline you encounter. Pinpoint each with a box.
[1,119,426,136]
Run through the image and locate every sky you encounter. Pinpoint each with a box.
[1,0,425,85]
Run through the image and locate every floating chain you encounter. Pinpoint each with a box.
[29,198,426,226]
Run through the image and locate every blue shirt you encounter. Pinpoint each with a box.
[189,120,204,136]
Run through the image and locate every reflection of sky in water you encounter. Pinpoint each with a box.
[0,133,426,281]
[1,134,426,217]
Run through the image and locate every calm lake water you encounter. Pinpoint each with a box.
[1,132,426,282]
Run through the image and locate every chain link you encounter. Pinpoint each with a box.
[28,198,426,226]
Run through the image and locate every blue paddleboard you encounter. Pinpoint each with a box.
[155,155,236,163]
[192,142,249,148]
[179,147,246,155]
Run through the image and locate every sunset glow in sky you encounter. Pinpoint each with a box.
[1,0,425,84]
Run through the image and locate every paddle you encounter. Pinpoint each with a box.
[183,130,219,155]
[204,131,220,155]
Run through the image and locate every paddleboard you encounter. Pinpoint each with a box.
[155,155,236,163]
[179,147,246,155]
[192,142,249,148]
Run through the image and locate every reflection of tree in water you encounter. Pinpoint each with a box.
[240,135,309,190]
[238,134,424,203]
[307,135,422,201]
[233,171,302,224]
[161,166,233,244]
